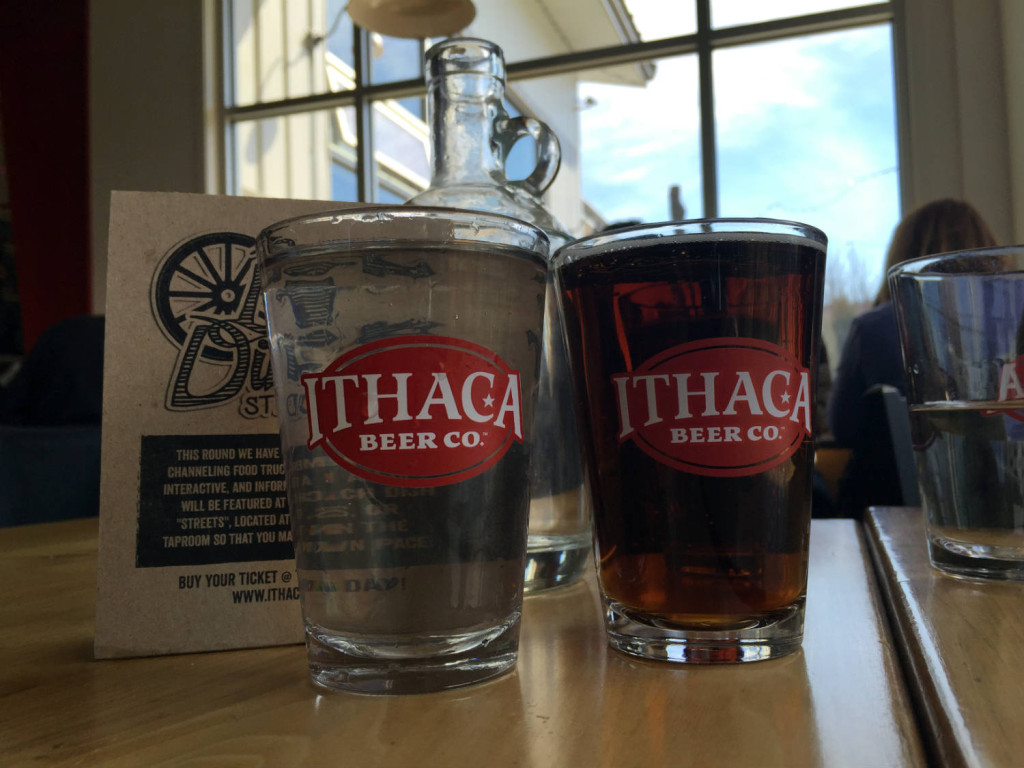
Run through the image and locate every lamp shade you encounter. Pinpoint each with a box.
[347,0,476,39]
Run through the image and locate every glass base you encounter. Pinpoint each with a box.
[928,530,1024,581]
[523,533,591,593]
[603,597,805,664]
[304,614,520,695]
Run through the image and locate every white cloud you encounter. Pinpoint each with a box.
[713,42,821,133]
[607,166,653,184]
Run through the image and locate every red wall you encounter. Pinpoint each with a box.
[0,0,92,352]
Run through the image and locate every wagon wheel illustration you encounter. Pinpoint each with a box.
[152,232,264,363]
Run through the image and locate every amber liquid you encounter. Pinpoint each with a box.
[558,235,824,627]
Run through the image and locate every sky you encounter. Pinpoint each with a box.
[577,0,902,305]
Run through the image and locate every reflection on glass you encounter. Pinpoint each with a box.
[712,0,868,29]
[579,55,702,229]
[713,24,899,362]
[625,0,696,39]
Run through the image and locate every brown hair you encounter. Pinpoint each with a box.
[875,198,998,305]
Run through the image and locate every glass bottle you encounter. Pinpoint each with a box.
[408,37,590,593]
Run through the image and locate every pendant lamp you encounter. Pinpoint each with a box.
[347,0,476,39]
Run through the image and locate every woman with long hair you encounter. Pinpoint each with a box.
[827,198,998,446]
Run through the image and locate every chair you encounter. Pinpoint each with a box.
[881,386,921,507]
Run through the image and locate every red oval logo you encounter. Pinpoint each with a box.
[612,337,812,477]
[301,336,523,487]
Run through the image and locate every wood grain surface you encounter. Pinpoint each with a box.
[1,517,925,767]
[866,507,1024,768]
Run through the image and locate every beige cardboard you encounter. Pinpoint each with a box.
[94,191,352,659]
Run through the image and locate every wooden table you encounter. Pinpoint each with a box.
[866,507,1024,768]
[1,517,925,767]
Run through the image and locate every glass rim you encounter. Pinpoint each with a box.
[552,217,827,268]
[887,244,1024,280]
[257,204,549,259]
[425,36,504,60]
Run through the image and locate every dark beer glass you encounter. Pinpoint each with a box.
[554,219,827,663]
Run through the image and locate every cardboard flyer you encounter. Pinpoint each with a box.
[94,191,350,659]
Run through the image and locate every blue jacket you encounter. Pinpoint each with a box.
[827,302,907,447]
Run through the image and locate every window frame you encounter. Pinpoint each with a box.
[216,0,906,214]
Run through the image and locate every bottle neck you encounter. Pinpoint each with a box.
[428,75,507,188]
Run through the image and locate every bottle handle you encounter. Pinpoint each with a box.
[495,116,562,196]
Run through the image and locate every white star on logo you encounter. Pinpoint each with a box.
[483,395,495,408]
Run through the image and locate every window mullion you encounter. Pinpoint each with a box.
[353,26,376,202]
[697,0,717,218]
[890,0,910,215]
[218,0,236,196]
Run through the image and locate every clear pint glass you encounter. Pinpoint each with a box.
[257,207,548,693]
[890,246,1024,580]
[554,219,827,663]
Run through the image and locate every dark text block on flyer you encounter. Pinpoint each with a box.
[137,434,293,567]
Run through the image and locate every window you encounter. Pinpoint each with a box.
[219,0,902,375]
